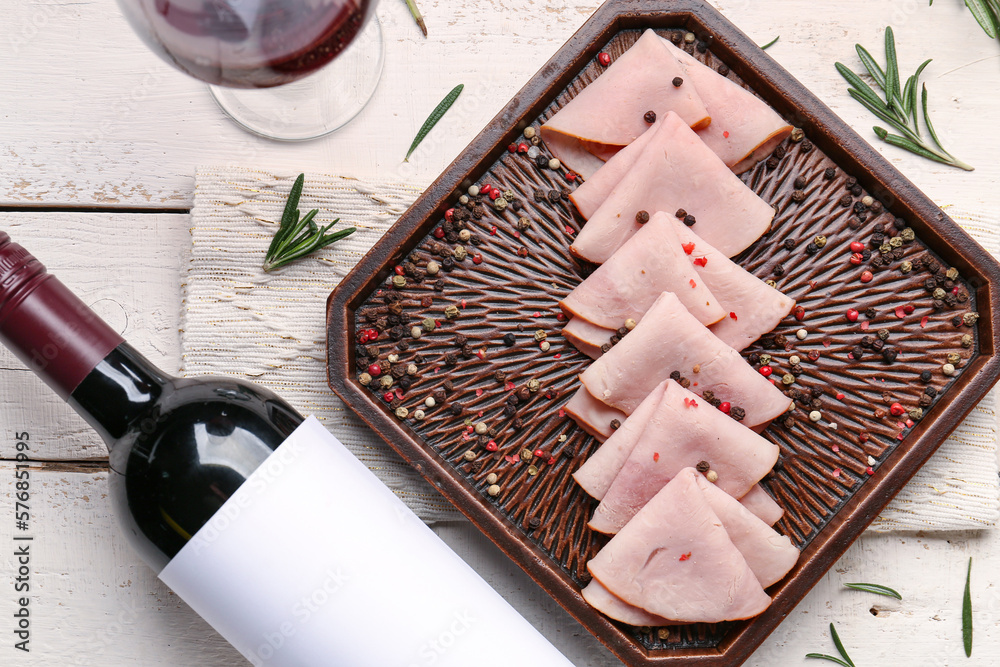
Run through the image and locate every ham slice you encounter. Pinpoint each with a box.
[540,29,711,178]
[561,212,726,339]
[672,223,795,351]
[573,379,783,525]
[573,380,669,500]
[569,121,658,220]
[581,580,673,627]
[579,291,791,427]
[694,474,799,587]
[570,111,774,263]
[562,317,613,360]
[663,38,793,174]
[589,379,779,534]
[563,385,624,441]
[739,484,784,526]
[588,468,771,623]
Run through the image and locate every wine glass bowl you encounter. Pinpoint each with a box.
[116,0,383,139]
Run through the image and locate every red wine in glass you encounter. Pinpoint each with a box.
[117,0,383,138]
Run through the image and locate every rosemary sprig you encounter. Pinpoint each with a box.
[263,174,356,272]
[404,84,464,162]
[404,0,427,37]
[761,36,780,50]
[836,26,973,171]
[963,557,973,657]
[806,623,856,667]
[844,582,903,600]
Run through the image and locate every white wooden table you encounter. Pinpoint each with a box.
[2,1,1000,665]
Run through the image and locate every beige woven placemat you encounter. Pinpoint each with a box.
[182,167,999,529]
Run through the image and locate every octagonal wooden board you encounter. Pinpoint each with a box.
[326,1,1000,664]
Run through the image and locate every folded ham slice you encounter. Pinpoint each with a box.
[694,473,798,588]
[581,580,673,627]
[561,212,726,337]
[563,385,624,441]
[588,468,771,623]
[664,38,793,174]
[562,317,613,360]
[672,223,795,351]
[573,380,669,499]
[739,483,784,527]
[573,378,783,525]
[579,290,791,427]
[540,29,711,178]
[570,111,775,263]
[569,120,658,220]
[589,379,779,534]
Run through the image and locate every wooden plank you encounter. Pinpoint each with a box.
[3,1,998,209]
[2,465,998,665]
[0,213,187,461]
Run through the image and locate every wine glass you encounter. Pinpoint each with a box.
[116,0,384,141]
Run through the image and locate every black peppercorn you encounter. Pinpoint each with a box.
[643,110,657,123]
[794,176,807,189]
[503,333,516,346]
[851,345,864,360]
[635,210,650,224]
[547,190,561,203]
[783,238,797,251]
[806,242,819,255]
[535,155,549,169]
[882,347,898,362]
[730,406,746,421]
[766,156,779,170]
[683,214,697,227]
[672,76,684,87]
[675,208,687,219]
[717,64,730,76]
[773,263,785,277]
[824,167,836,180]
[840,194,853,208]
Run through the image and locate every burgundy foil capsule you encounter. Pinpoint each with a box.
[0,231,123,398]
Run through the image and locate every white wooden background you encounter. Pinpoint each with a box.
[2,0,1000,665]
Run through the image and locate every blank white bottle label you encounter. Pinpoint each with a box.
[159,416,576,667]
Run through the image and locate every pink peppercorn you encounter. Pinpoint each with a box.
[598,52,611,66]
[507,143,517,153]
[794,306,806,321]
[846,309,859,322]
[889,402,905,416]
[759,365,773,377]
[488,189,500,201]
[368,363,382,377]
[850,241,864,253]
[433,227,445,239]
[534,449,545,458]
[486,441,498,452]
[719,402,731,414]
[472,254,483,264]
[860,270,873,283]
[394,265,405,275]
[518,143,529,153]
[849,253,864,265]
[808,350,820,361]
[445,208,455,222]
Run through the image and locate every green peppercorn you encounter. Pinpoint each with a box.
[392,275,406,288]
[900,260,912,274]
[453,245,468,261]
[901,228,916,242]
[813,235,827,248]
[444,304,460,319]
[527,378,541,393]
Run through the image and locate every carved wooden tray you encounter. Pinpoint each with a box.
[326,1,1000,664]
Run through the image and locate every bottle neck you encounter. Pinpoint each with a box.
[68,343,169,446]
[0,232,125,400]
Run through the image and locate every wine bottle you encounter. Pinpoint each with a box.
[0,231,576,666]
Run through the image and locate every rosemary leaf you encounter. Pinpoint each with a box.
[884,27,902,114]
[761,36,779,50]
[837,29,973,170]
[963,557,973,657]
[836,62,885,108]
[855,44,887,90]
[263,174,356,272]
[805,654,854,667]
[844,582,903,600]
[964,0,999,38]
[830,623,856,667]
[405,84,464,162]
